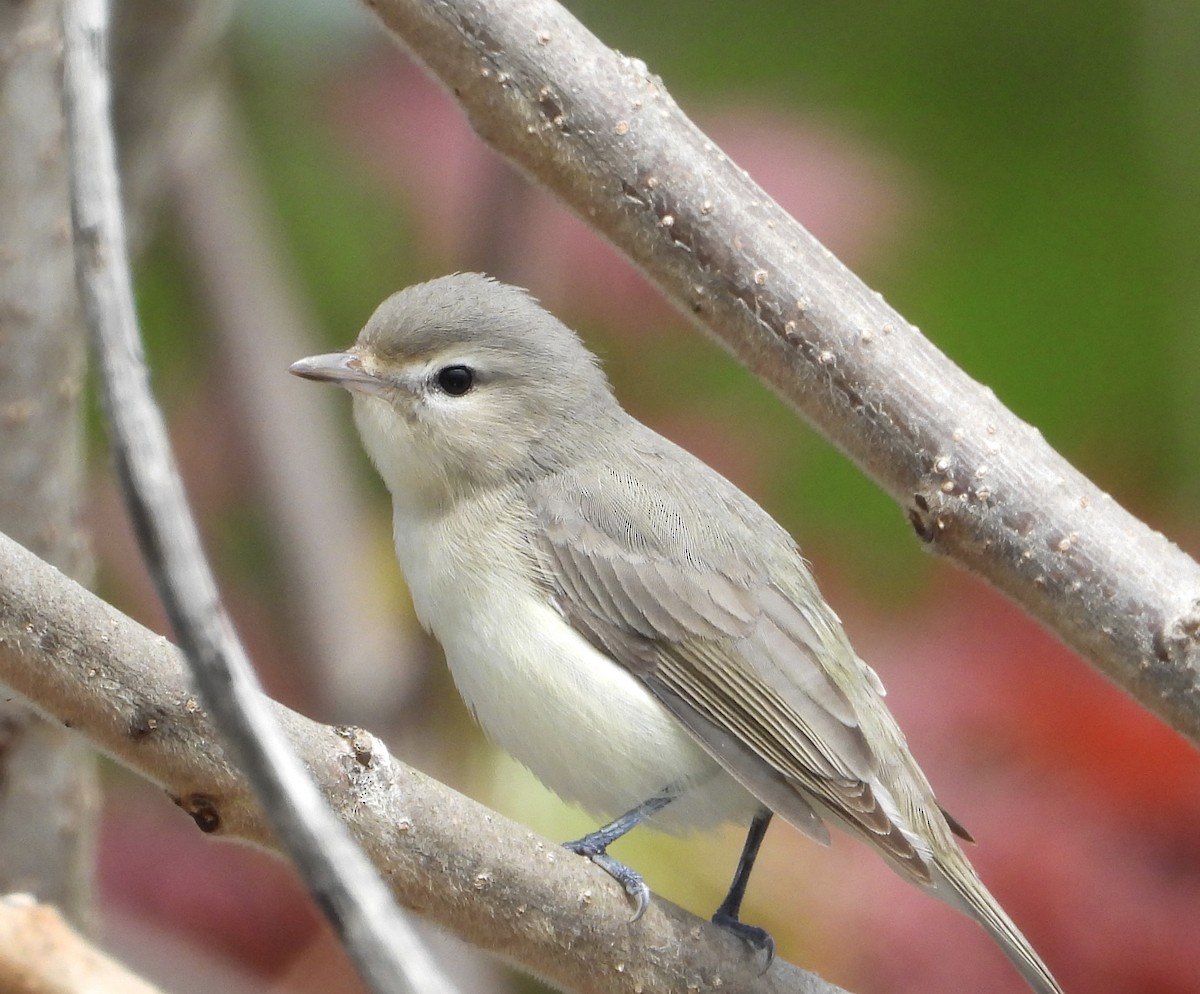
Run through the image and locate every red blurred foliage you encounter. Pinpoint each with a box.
[98,796,321,976]
[837,569,1200,994]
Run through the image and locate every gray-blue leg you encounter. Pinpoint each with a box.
[563,791,676,920]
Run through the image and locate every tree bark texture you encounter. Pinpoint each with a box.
[0,0,96,925]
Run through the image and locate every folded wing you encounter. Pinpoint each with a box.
[526,459,937,881]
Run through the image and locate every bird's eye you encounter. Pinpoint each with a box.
[435,365,474,396]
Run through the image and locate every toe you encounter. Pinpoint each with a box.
[712,911,776,971]
[566,847,653,922]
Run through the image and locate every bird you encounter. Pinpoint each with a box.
[289,272,1064,993]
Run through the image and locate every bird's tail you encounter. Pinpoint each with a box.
[932,854,1064,994]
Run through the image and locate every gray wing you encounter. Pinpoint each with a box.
[525,454,936,881]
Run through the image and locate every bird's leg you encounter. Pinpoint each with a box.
[712,809,775,966]
[563,789,677,921]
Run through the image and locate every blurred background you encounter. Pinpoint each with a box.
[89,1,1199,992]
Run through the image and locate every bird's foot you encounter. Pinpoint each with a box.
[563,837,652,921]
[712,906,776,972]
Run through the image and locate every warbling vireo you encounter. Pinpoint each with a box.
[290,273,1063,994]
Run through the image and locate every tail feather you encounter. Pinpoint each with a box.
[804,778,1063,993]
[933,856,1064,994]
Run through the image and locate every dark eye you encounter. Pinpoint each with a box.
[435,365,474,396]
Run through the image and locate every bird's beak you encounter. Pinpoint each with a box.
[289,352,387,395]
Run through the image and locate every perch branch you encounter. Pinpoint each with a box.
[0,529,845,994]
[0,895,165,994]
[361,0,1200,742]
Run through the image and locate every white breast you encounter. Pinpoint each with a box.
[391,494,755,831]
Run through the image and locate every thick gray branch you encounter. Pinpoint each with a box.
[361,0,1200,743]
[0,530,844,994]
[0,0,96,924]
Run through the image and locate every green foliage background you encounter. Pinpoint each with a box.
[145,0,1195,602]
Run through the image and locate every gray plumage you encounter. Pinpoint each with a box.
[290,273,1064,994]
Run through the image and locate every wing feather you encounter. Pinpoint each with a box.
[526,459,932,877]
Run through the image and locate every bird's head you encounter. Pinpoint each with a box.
[290,273,618,511]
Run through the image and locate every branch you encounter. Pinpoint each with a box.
[361,0,1200,742]
[0,0,96,924]
[61,3,454,992]
[168,84,428,727]
[0,896,165,994]
[0,529,845,994]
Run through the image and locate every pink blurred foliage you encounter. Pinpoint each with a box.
[98,794,321,977]
[326,51,908,335]
[325,45,905,531]
[826,568,1200,994]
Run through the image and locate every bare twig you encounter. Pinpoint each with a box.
[361,0,1200,743]
[170,77,508,994]
[0,895,166,994]
[110,0,233,248]
[169,85,427,727]
[0,528,846,994]
[60,2,457,993]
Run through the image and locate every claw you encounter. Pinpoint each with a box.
[563,841,652,921]
[712,909,776,973]
[561,792,676,923]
